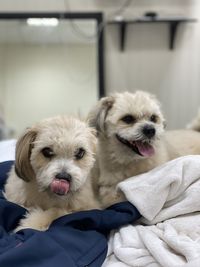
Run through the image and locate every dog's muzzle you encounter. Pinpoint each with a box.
[116,134,155,157]
[50,172,71,196]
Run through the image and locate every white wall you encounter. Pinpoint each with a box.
[0,44,97,137]
[0,0,199,129]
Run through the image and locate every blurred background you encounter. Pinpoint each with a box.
[0,0,199,139]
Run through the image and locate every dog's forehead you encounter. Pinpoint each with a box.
[35,116,91,149]
[110,92,161,118]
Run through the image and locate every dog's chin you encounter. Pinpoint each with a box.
[44,181,83,200]
[48,189,70,199]
[115,134,155,158]
[40,186,70,200]
[38,180,72,199]
[38,174,86,200]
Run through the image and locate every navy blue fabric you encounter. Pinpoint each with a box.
[0,161,141,267]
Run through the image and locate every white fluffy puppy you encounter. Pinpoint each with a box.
[88,91,200,208]
[4,115,99,231]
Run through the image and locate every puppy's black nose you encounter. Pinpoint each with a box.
[142,125,156,138]
[55,172,71,182]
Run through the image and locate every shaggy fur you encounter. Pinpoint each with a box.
[88,91,200,208]
[4,115,99,231]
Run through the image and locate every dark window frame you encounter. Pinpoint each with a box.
[0,12,105,98]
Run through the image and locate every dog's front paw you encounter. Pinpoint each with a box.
[14,225,27,233]
[15,209,51,232]
[15,208,67,232]
[14,223,48,233]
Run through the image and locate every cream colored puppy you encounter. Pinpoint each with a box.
[4,115,99,231]
[88,91,200,208]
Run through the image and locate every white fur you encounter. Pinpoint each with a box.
[4,115,99,231]
[88,91,200,208]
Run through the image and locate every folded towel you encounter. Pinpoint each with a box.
[103,155,200,267]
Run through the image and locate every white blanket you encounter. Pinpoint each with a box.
[0,139,16,162]
[103,155,200,267]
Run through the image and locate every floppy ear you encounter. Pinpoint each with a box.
[87,96,115,134]
[15,128,38,182]
[88,127,97,154]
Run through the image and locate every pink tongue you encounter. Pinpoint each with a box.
[135,141,155,157]
[50,178,70,195]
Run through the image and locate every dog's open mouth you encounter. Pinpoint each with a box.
[116,134,155,157]
[50,179,70,196]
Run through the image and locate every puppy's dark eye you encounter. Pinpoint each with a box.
[150,114,158,123]
[41,147,54,158]
[75,148,85,160]
[121,115,135,124]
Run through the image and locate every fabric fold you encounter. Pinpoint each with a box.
[104,155,200,267]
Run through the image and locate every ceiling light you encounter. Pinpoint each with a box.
[114,15,124,22]
[27,18,59,27]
